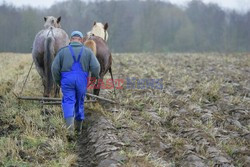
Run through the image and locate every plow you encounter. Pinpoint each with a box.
[17,93,116,105]
[16,60,117,105]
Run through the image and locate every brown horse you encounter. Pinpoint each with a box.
[32,16,69,97]
[83,22,116,96]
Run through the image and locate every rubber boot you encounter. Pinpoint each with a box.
[75,120,83,135]
[65,117,75,142]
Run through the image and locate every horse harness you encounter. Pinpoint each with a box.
[47,27,55,38]
[87,29,107,41]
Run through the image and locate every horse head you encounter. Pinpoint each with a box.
[44,16,62,29]
[87,22,109,41]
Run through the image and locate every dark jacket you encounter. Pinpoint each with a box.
[51,42,100,85]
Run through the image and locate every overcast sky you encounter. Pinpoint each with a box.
[1,0,250,12]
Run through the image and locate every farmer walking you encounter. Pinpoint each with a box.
[51,31,100,139]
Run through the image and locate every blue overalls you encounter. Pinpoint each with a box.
[61,45,88,121]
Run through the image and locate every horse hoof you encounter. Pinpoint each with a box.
[43,94,50,97]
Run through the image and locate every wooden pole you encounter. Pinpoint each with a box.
[18,94,117,104]
[41,100,97,105]
[18,96,61,101]
[86,93,117,104]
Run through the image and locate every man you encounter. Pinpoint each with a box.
[51,31,100,137]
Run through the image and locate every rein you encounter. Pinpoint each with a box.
[104,30,107,41]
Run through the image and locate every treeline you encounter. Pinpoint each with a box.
[0,0,250,53]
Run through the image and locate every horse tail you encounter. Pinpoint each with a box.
[44,36,55,97]
[84,40,97,56]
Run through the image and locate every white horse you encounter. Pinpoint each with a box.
[87,22,109,41]
[32,16,69,97]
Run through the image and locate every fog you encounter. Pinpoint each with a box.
[0,0,250,53]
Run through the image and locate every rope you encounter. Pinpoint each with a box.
[19,61,34,96]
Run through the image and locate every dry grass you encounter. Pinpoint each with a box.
[0,53,76,166]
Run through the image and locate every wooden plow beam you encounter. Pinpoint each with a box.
[18,96,61,101]
[17,93,117,105]
[41,100,97,105]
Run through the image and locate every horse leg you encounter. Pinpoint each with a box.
[93,76,103,96]
[109,67,116,97]
[32,52,47,95]
[33,52,45,79]
[54,85,60,97]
